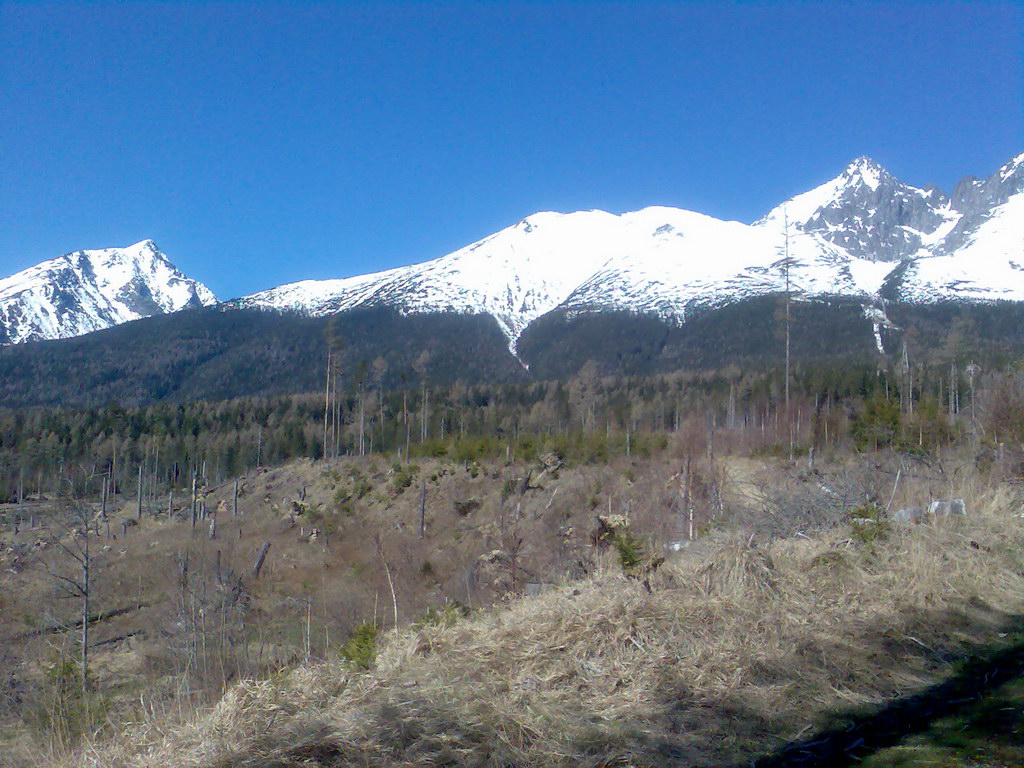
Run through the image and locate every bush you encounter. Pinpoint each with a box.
[851,395,902,450]
[341,622,379,670]
[391,463,420,494]
[31,652,110,743]
[611,529,645,572]
[500,477,518,502]
[414,602,470,629]
[332,486,354,515]
[847,501,889,545]
[413,439,449,458]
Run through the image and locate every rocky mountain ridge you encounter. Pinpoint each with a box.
[0,240,217,345]
[1,153,1020,351]
[240,152,1024,352]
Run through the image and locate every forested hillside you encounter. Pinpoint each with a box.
[0,357,1003,505]
[0,306,524,407]
[1,296,1023,409]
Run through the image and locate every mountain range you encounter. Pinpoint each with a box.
[237,151,1024,355]
[0,153,1021,406]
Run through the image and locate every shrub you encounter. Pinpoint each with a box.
[341,622,379,670]
[500,477,518,502]
[332,486,354,515]
[847,501,890,545]
[415,602,470,629]
[31,652,110,742]
[413,439,449,458]
[391,464,420,494]
[851,395,902,450]
[352,478,373,499]
[611,529,645,572]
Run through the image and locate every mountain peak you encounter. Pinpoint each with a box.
[0,242,216,345]
[755,156,954,261]
[132,238,160,252]
[842,156,889,190]
[846,155,881,169]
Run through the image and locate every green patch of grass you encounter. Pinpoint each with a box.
[861,676,1024,768]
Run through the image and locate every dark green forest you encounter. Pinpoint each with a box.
[1,298,1022,409]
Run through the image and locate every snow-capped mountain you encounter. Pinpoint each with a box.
[240,209,628,345]
[241,153,1023,353]
[886,192,1024,303]
[755,156,958,262]
[0,240,217,345]
[240,203,872,353]
[10,154,1018,356]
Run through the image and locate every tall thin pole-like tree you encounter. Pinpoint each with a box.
[783,206,791,410]
[323,348,332,459]
[42,499,96,715]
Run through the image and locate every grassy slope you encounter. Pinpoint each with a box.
[0,449,709,764]
[66,477,1024,768]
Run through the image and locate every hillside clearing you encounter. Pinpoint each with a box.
[63,477,1024,768]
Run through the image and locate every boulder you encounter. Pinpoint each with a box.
[890,506,924,523]
[928,499,967,517]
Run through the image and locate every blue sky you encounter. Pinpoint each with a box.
[2,1,1021,299]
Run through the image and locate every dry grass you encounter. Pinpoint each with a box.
[60,473,1024,768]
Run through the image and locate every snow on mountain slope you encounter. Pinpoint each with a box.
[243,204,896,349]
[892,192,1024,303]
[242,210,633,344]
[559,206,880,318]
[938,152,1024,255]
[240,152,1023,351]
[0,240,217,345]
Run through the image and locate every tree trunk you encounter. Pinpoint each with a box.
[323,349,332,459]
[419,480,427,539]
[81,527,90,708]
[252,542,272,579]
[136,464,143,520]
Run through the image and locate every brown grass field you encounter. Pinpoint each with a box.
[13,450,1020,768]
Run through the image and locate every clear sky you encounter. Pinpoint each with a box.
[2,1,1021,299]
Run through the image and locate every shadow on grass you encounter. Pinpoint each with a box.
[746,624,1024,768]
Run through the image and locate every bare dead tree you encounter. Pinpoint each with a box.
[783,205,792,410]
[136,464,144,520]
[419,480,427,539]
[414,350,431,443]
[41,502,96,712]
[375,535,399,630]
[251,541,271,579]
